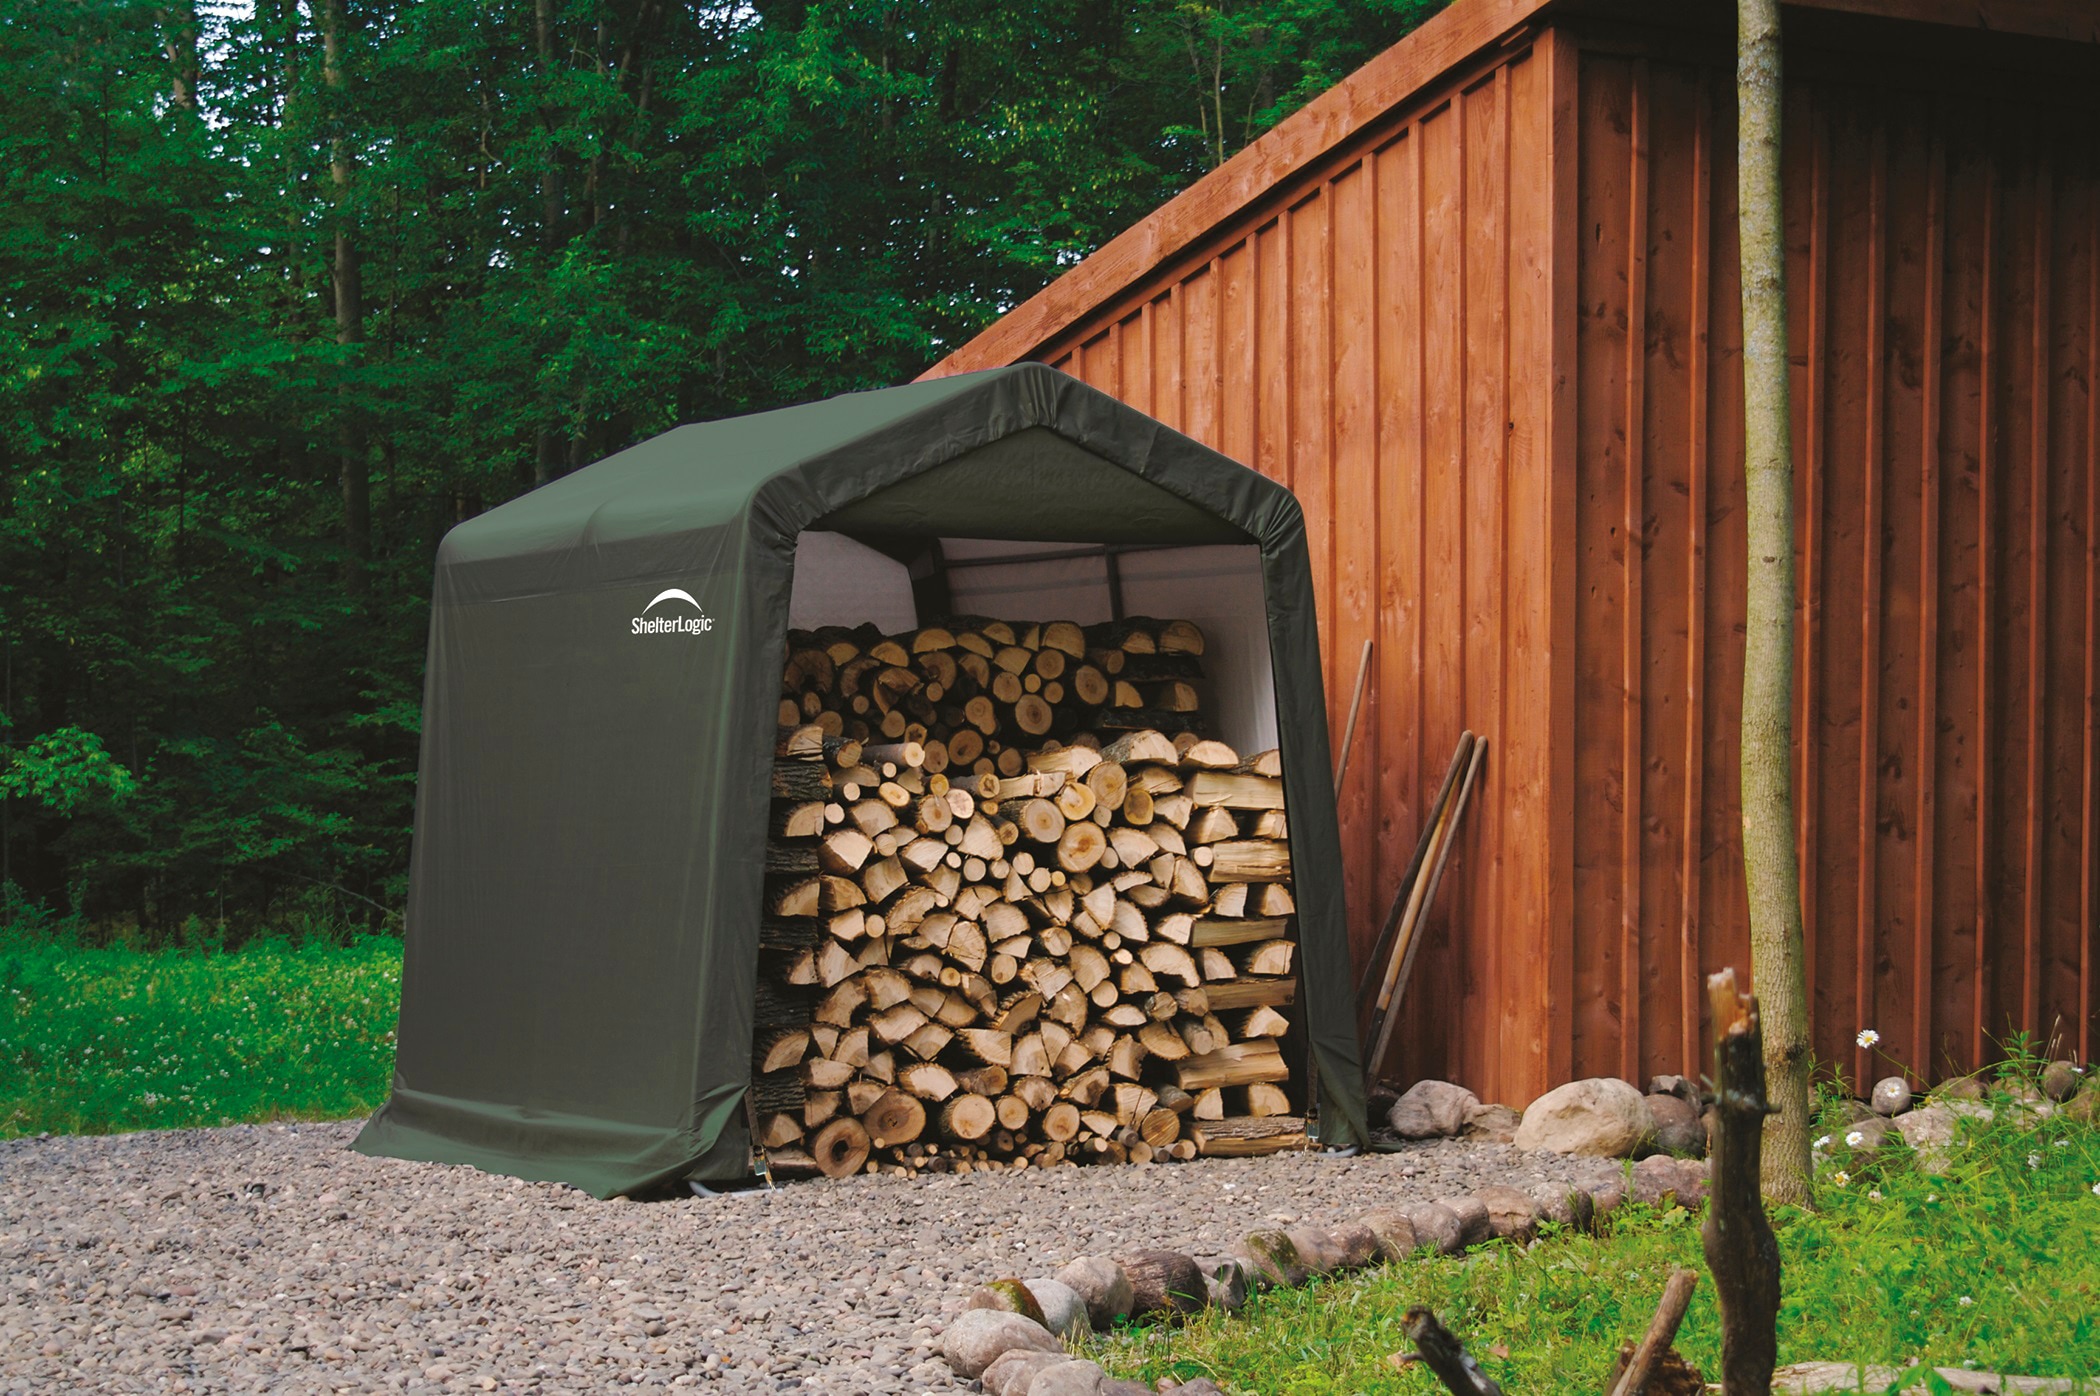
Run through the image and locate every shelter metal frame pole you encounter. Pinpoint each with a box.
[930,541,1194,569]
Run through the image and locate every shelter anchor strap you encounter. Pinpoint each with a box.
[741,1088,777,1189]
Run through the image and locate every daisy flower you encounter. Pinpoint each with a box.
[1857,1028,1881,1049]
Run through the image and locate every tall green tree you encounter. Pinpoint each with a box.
[0,0,1444,937]
[1735,0,1813,1207]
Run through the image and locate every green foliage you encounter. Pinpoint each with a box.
[0,0,1444,939]
[0,931,400,1137]
[0,723,136,813]
[1089,1104,2100,1393]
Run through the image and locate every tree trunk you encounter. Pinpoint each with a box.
[321,0,367,589]
[1701,970,1782,1394]
[1735,0,1813,1208]
[157,5,198,111]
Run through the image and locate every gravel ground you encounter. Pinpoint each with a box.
[1,1120,1618,1395]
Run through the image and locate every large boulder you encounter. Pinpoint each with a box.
[1933,1074,1986,1102]
[1387,1079,1479,1138]
[1472,1185,1540,1243]
[1528,1183,1595,1233]
[1117,1250,1206,1317]
[984,1350,1070,1396]
[1894,1104,1963,1173]
[1020,1359,1135,1396]
[1646,1093,1706,1157]
[1328,1222,1381,1269]
[1403,1202,1465,1256]
[1283,1228,1345,1276]
[1200,1258,1248,1312]
[1514,1078,1657,1157]
[1630,1154,1706,1209]
[1231,1230,1308,1289]
[942,1309,1060,1380]
[1461,1101,1522,1144]
[1053,1257,1134,1330]
[2041,1060,2083,1103]
[1440,1195,1492,1248]
[1834,1115,1895,1162]
[1647,1074,1698,1104]
[1357,1208,1420,1262]
[1022,1278,1090,1342]
[966,1280,1048,1327]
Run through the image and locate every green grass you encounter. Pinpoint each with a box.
[0,933,401,1137]
[1089,1101,2100,1394]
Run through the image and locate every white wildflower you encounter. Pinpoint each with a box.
[2029,1154,2042,1169]
[1857,1029,1881,1049]
[1868,1189,1883,1201]
[1846,1130,1865,1147]
[1832,1171,1851,1187]
[1958,1295,1975,1307]
[1814,1135,1832,1150]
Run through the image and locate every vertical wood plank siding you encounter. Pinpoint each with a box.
[1573,53,2098,1086]
[1046,35,1570,1097]
[979,16,2099,1104]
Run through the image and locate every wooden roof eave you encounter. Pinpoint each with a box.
[920,0,2099,382]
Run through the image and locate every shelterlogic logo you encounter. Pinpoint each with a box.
[631,588,715,636]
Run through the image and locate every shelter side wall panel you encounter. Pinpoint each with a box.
[1571,50,2100,1087]
[1031,43,1563,1104]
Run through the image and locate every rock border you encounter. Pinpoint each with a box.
[934,1060,2096,1394]
[933,1160,1707,1394]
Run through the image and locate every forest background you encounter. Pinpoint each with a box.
[0,0,1441,940]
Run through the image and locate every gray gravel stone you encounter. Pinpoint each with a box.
[0,1120,1614,1393]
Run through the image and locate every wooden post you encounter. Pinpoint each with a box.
[1700,969,1781,1395]
[1605,1266,1699,1396]
[1401,1307,1504,1396]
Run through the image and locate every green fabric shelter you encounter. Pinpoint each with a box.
[353,364,1367,1197]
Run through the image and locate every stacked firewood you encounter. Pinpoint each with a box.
[751,616,1304,1179]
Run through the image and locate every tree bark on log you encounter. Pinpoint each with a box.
[1701,969,1781,1395]
[1400,1307,1503,1396]
[1606,1266,1699,1396]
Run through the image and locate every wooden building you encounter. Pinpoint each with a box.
[924,0,2100,1107]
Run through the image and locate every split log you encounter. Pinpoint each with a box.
[1189,916,1289,947]
[1181,770,1283,810]
[1204,840,1291,882]
[1188,1115,1306,1157]
[1176,1042,1288,1090]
